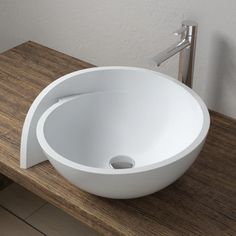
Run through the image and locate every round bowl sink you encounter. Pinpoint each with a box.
[36,67,210,199]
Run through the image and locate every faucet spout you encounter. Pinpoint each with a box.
[154,39,190,66]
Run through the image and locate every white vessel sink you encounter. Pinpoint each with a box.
[35,67,210,199]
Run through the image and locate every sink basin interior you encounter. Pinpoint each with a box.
[38,88,204,169]
[33,67,209,198]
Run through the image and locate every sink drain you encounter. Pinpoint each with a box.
[109,156,135,169]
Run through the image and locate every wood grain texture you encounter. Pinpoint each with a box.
[0,41,235,236]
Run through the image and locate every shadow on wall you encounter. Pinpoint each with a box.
[207,32,236,118]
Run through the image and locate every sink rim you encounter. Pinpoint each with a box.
[36,66,210,175]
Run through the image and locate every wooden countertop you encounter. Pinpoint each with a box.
[0,41,235,236]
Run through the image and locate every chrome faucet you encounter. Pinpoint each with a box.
[154,20,198,88]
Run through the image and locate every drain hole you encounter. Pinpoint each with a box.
[109,156,135,169]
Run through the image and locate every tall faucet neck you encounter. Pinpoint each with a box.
[178,20,198,88]
[154,20,198,88]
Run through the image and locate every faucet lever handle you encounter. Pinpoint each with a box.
[173,26,187,36]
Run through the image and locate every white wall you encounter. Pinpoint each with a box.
[0,0,236,118]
